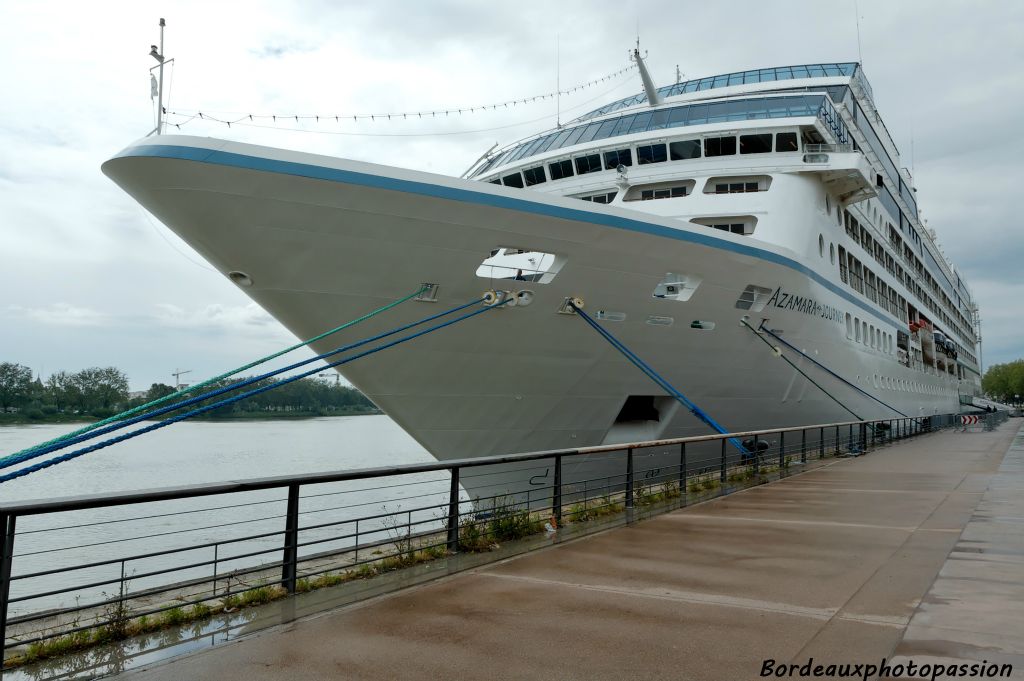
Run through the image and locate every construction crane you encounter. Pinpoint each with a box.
[172,368,192,390]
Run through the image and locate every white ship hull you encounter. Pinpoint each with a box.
[102,136,965,500]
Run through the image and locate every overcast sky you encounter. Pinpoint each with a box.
[1,0,1021,390]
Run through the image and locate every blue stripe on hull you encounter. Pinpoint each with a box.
[111,143,904,329]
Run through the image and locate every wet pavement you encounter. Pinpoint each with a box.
[118,420,1023,681]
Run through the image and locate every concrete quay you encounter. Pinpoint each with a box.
[126,420,1024,681]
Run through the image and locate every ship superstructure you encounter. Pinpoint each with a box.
[103,55,981,499]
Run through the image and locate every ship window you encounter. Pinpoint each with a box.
[704,175,771,194]
[575,153,602,175]
[576,191,618,204]
[690,320,716,331]
[855,317,861,342]
[623,180,695,202]
[489,179,501,185]
[502,173,524,188]
[670,139,701,160]
[845,313,853,340]
[639,186,687,200]
[603,148,633,170]
[704,136,736,157]
[636,143,667,165]
[522,165,547,186]
[819,234,824,257]
[776,132,799,152]
[692,216,758,235]
[740,134,772,154]
[548,159,574,180]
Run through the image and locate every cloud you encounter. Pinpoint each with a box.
[0,0,1021,390]
[151,302,280,331]
[7,303,109,327]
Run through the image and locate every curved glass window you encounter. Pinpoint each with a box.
[475,94,839,177]
[572,63,858,123]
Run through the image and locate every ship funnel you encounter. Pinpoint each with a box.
[632,48,662,107]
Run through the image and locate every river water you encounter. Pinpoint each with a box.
[0,417,442,618]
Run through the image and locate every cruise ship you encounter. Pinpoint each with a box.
[102,54,982,499]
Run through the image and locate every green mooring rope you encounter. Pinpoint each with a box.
[5,285,427,463]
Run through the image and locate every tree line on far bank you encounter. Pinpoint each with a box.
[0,362,377,421]
[982,360,1024,405]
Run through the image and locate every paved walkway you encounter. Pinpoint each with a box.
[126,421,1024,681]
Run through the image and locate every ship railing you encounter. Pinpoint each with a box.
[804,143,854,154]
[0,412,988,669]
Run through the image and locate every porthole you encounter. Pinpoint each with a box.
[228,271,253,287]
[830,243,835,265]
[819,234,824,257]
[825,194,832,215]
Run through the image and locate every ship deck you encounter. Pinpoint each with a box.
[120,419,1024,680]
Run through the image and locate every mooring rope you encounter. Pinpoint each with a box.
[758,323,909,418]
[739,319,862,420]
[569,302,745,453]
[0,298,509,484]
[0,295,477,473]
[2,285,430,467]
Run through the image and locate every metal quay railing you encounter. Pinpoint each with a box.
[0,410,996,661]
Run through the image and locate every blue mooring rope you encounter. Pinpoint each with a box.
[5,286,430,463]
[569,303,746,453]
[0,298,505,483]
[0,297,484,473]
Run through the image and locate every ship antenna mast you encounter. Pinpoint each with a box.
[631,42,662,107]
[556,34,561,128]
[148,18,173,136]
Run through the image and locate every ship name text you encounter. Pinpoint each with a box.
[766,287,843,324]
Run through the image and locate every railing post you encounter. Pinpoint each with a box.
[848,423,853,451]
[801,429,807,464]
[625,448,635,518]
[552,455,563,526]
[281,483,300,594]
[678,442,687,501]
[447,467,460,552]
[752,434,760,476]
[0,513,15,658]
[835,425,840,455]
[720,438,727,483]
[819,427,824,459]
[778,432,785,472]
